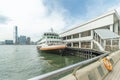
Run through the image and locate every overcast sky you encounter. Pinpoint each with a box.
[0,0,120,41]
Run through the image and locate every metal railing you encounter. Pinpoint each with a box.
[28,52,109,80]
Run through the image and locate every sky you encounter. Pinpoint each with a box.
[0,0,120,41]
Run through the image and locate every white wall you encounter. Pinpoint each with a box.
[60,14,114,37]
[64,36,93,42]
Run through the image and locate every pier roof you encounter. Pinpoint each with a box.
[60,9,120,37]
[94,29,120,39]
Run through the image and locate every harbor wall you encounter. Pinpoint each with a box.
[63,48,104,59]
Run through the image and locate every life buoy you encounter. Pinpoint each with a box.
[103,57,112,71]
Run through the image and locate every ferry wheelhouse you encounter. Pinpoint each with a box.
[37,32,66,52]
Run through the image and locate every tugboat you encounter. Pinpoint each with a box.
[37,29,66,53]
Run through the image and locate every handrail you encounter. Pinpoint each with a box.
[28,52,109,80]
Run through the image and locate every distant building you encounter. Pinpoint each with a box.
[15,26,18,44]
[5,40,13,45]
[18,35,26,45]
[26,37,31,45]
[0,41,5,45]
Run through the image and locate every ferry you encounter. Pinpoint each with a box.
[37,31,66,53]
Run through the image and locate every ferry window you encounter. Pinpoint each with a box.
[73,33,79,38]
[81,30,91,37]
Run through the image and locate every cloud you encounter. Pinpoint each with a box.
[0,0,70,41]
[0,15,9,24]
[108,3,120,15]
[0,0,120,41]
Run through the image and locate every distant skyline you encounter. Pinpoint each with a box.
[0,0,120,41]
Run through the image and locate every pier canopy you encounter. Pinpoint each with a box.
[94,29,120,39]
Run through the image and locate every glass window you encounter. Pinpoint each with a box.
[73,33,79,38]
[81,30,91,37]
[67,35,71,39]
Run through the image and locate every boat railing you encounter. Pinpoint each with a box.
[28,52,109,80]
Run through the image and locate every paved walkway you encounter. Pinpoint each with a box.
[104,59,120,80]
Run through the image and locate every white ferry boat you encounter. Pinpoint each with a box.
[37,31,66,52]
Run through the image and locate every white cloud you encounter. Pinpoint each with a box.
[0,0,69,41]
[108,3,120,15]
[1,0,120,41]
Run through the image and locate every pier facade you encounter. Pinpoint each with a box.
[60,10,120,52]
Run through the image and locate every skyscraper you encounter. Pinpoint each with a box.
[15,26,18,44]
[18,35,26,45]
[26,37,31,45]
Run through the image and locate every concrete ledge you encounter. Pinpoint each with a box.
[59,61,108,80]
[109,50,120,65]
[60,50,120,80]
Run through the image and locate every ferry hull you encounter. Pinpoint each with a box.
[37,45,66,53]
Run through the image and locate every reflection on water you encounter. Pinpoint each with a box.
[38,51,84,69]
[0,45,85,80]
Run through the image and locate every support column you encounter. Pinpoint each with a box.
[100,38,102,46]
[91,40,93,49]
[71,42,73,47]
[114,22,119,34]
[119,38,120,49]
[104,40,106,50]
[91,30,93,39]
[65,36,67,40]
[71,35,73,39]
[110,24,113,32]
[111,39,112,48]
[79,41,81,48]
[79,33,81,38]
[97,35,99,42]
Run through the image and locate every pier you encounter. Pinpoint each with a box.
[29,10,120,80]
[63,48,104,58]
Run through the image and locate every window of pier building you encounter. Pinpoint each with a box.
[105,39,119,51]
[67,43,71,47]
[62,37,66,40]
[112,39,119,45]
[81,30,91,37]
[118,21,120,35]
[73,33,79,38]
[67,35,71,39]
[112,39,119,51]
[73,42,79,48]
[97,26,110,30]
[81,42,91,48]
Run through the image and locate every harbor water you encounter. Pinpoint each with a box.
[0,45,85,80]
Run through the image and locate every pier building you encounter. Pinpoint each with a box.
[60,10,120,52]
